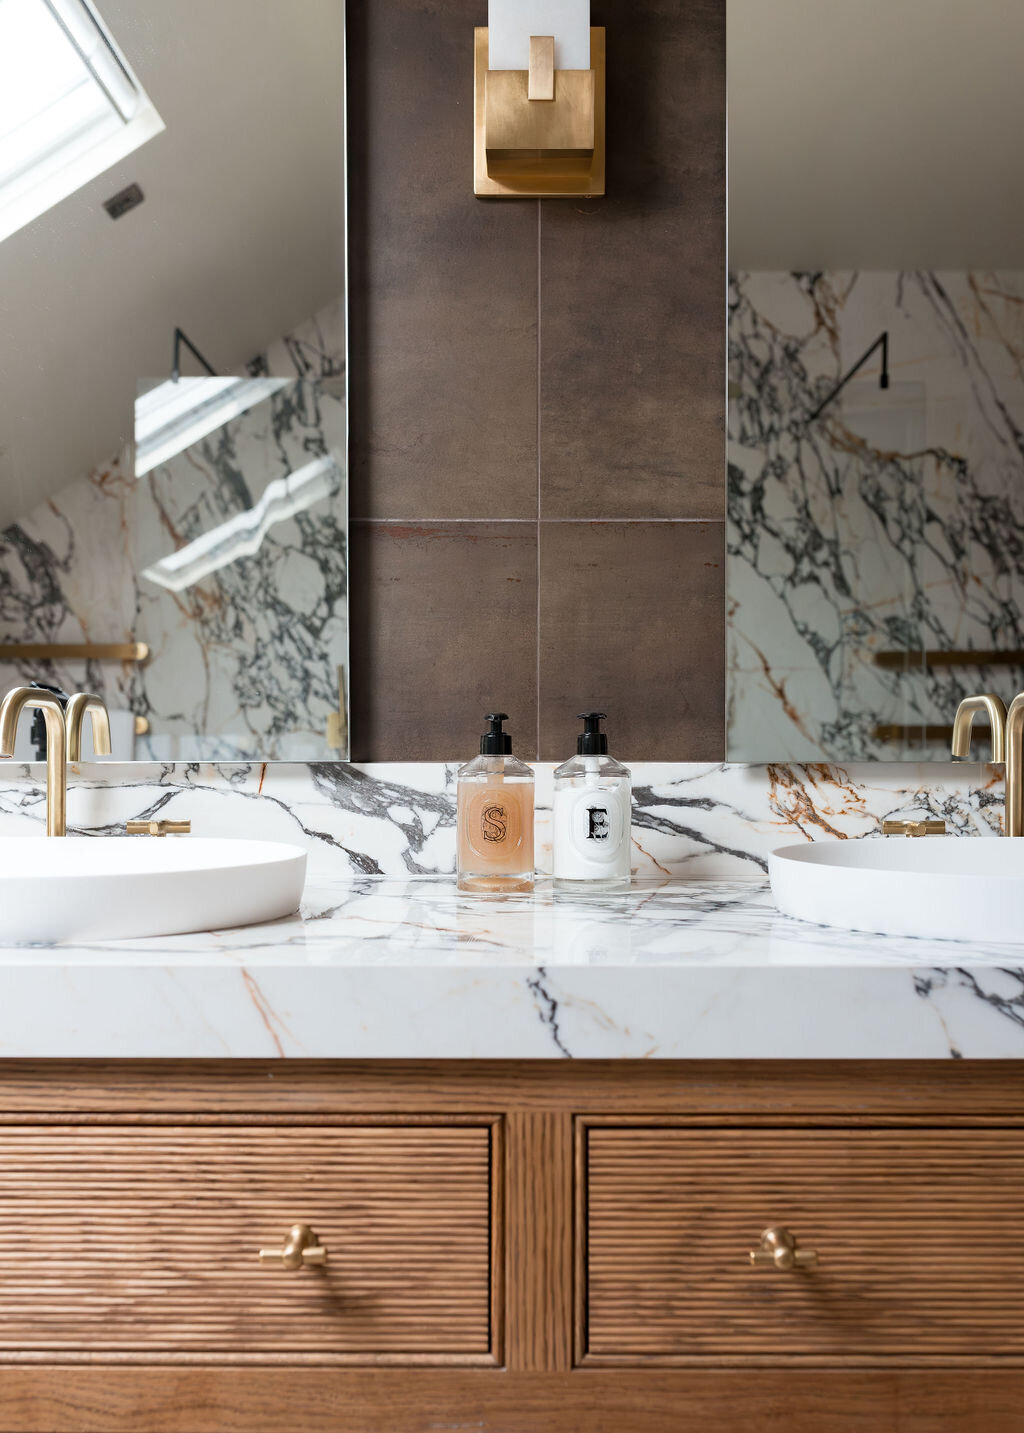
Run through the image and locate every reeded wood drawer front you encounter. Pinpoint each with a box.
[0,1124,494,1360]
[584,1127,1024,1362]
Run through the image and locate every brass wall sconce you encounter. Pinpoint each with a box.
[474,10,605,198]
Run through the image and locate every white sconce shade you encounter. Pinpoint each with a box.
[486,0,590,70]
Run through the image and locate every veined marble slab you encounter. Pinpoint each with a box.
[0,877,1019,1059]
[0,757,1006,882]
[729,270,1024,763]
[0,300,347,762]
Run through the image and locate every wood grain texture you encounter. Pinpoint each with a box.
[505,1111,574,1372]
[585,1126,1024,1361]
[1,1367,1023,1433]
[0,1124,492,1361]
[0,1060,1023,1117]
[0,1061,1020,1429]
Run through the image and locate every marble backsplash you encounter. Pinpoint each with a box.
[0,758,1001,884]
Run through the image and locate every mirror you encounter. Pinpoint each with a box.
[727,1,1024,761]
[0,0,348,760]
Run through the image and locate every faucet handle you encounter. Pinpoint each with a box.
[881,819,946,837]
[126,819,191,837]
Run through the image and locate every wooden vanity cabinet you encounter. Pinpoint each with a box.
[0,1061,1021,1432]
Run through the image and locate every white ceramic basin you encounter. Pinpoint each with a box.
[769,837,1024,944]
[0,837,307,944]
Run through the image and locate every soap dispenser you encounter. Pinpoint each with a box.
[457,713,535,893]
[552,713,632,892]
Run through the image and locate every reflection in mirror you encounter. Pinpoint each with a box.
[0,0,347,760]
[132,377,347,760]
[727,1,1024,761]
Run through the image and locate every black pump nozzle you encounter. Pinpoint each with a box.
[577,711,609,756]
[29,682,69,762]
[480,711,512,755]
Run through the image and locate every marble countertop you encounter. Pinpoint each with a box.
[2,877,1022,1060]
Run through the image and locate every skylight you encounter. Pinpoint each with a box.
[140,454,343,593]
[134,378,291,478]
[0,0,164,243]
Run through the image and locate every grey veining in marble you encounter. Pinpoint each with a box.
[132,378,348,761]
[729,270,1024,762]
[0,300,347,761]
[0,757,1006,884]
[0,876,1019,1059]
[0,758,1011,1058]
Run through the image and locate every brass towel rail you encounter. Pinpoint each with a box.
[0,642,149,663]
[874,649,1024,669]
[873,723,956,744]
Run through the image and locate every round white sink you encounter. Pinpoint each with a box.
[0,837,307,944]
[769,836,1024,944]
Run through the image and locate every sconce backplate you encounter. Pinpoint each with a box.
[474,27,606,198]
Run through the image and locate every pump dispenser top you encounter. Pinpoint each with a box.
[480,713,513,755]
[577,712,609,755]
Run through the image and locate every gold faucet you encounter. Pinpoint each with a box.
[66,692,112,763]
[1006,695,1024,838]
[0,688,111,837]
[0,687,68,835]
[951,693,1007,763]
[951,691,1024,836]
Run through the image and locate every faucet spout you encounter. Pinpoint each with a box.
[951,693,1008,763]
[1006,694,1024,838]
[0,686,67,836]
[66,692,111,762]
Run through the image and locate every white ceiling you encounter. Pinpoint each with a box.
[728,0,1024,271]
[0,0,345,527]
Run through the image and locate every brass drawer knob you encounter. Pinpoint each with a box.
[749,1226,818,1271]
[258,1223,327,1270]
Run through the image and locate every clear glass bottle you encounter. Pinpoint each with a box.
[553,713,631,893]
[457,713,535,893]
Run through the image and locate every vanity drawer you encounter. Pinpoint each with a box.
[583,1126,1024,1362]
[0,1123,495,1360]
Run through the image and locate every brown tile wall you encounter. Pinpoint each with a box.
[348,0,725,761]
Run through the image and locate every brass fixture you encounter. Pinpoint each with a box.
[473,27,606,197]
[66,692,112,763]
[749,1227,818,1271]
[126,819,191,837]
[1006,693,1024,839]
[952,692,1024,836]
[876,648,1024,669]
[0,689,111,836]
[259,1223,327,1270]
[134,715,150,737]
[326,664,348,751]
[881,819,947,837]
[873,723,956,745]
[528,34,554,100]
[951,693,1007,763]
[0,687,68,836]
[0,642,148,663]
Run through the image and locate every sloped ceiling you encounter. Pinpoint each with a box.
[0,0,345,527]
[729,0,1024,271]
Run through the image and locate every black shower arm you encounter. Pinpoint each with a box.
[806,330,889,424]
[171,327,217,382]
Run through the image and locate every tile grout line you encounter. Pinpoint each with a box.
[536,198,543,760]
[350,517,725,525]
